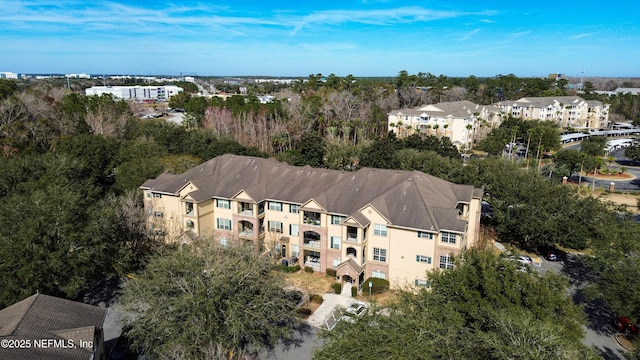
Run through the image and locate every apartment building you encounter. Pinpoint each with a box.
[496,96,609,129]
[388,100,502,150]
[141,154,482,290]
[84,85,183,101]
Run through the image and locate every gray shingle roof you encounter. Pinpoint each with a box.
[141,154,482,232]
[0,294,106,360]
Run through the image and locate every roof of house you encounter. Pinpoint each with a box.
[0,294,106,360]
[388,100,498,118]
[497,96,604,108]
[142,154,482,233]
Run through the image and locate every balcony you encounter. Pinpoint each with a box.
[303,211,321,226]
[239,229,254,238]
[304,258,321,272]
[303,239,321,248]
[237,202,254,217]
[346,235,358,243]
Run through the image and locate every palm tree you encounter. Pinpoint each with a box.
[433,124,440,137]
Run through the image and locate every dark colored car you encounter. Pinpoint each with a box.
[616,316,640,334]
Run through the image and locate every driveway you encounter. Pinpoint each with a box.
[539,254,628,359]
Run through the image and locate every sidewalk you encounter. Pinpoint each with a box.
[306,283,357,328]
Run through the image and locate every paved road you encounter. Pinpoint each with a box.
[537,254,627,359]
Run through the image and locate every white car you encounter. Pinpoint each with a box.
[517,255,533,266]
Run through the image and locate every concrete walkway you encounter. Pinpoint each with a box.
[306,283,357,328]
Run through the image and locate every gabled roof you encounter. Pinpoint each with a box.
[497,96,595,109]
[0,294,106,360]
[388,100,490,119]
[141,154,482,232]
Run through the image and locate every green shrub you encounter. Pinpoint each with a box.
[326,268,337,278]
[274,264,301,273]
[310,294,323,304]
[351,286,357,297]
[331,283,342,294]
[304,266,314,273]
[363,277,390,294]
[296,307,312,316]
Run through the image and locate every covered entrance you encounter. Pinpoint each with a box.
[336,258,364,290]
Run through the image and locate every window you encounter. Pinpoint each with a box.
[373,247,387,262]
[153,211,163,218]
[291,244,299,257]
[186,220,194,229]
[268,201,283,211]
[185,202,194,215]
[289,224,299,237]
[330,236,341,250]
[415,279,430,288]
[216,199,230,209]
[216,218,232,231]
[416,255,432,264]
[331,215,346,225]
[268,221,283,233]
[146,191,151,198]
[418,231,433,239]
[372,270,386,279]
[373,224,387,236]
[153,193,162,198]
[441,232,457,244]
[333,258,341,269]
[289,204,299,213]
[439,255,454,270]
[220,237,229,247]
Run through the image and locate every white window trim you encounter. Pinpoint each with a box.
[373,247,387,262]
[216,218,232,231]
[373,224,388,237]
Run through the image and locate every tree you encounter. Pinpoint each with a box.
[580,136,607,157]
[119,239,306,359]
[295,132,325,167]
[625,145,640,162]
[314,250,598,360]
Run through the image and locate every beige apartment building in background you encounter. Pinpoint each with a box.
[141,154,483,290]
[496,96,610,129]
[387,100,503,150]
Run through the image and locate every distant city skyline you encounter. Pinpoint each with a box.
[1,1,639,78]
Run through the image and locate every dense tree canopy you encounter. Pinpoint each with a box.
[315,250,598,360]
[119,239,307,359]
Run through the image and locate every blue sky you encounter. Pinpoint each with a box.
[1,1,639,77]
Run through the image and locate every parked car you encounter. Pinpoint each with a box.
[546,253,559,261]
[517,255,533,266]
[615,316,640,334]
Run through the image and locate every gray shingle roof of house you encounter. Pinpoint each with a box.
[497,96,604,108]
[0,294,106,360]
[142,154,482,232]
[388,100,493,118]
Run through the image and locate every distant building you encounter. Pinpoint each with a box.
[65,73,91,79]
[257,95,275,103]
[85,85,183,101]
[183,76,196,83]
[388,100,503,149]
[0,294,107,360]
[496,96,609,130]
[0,72,19,79]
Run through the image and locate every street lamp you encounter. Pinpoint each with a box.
[369,280,372,297]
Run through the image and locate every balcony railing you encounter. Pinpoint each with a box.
[303,240,321,248]
[346,235,357,243]
[303,218,321,226]
[239,229,254,238]
[304,258,321,272]
[238,210,253,217]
